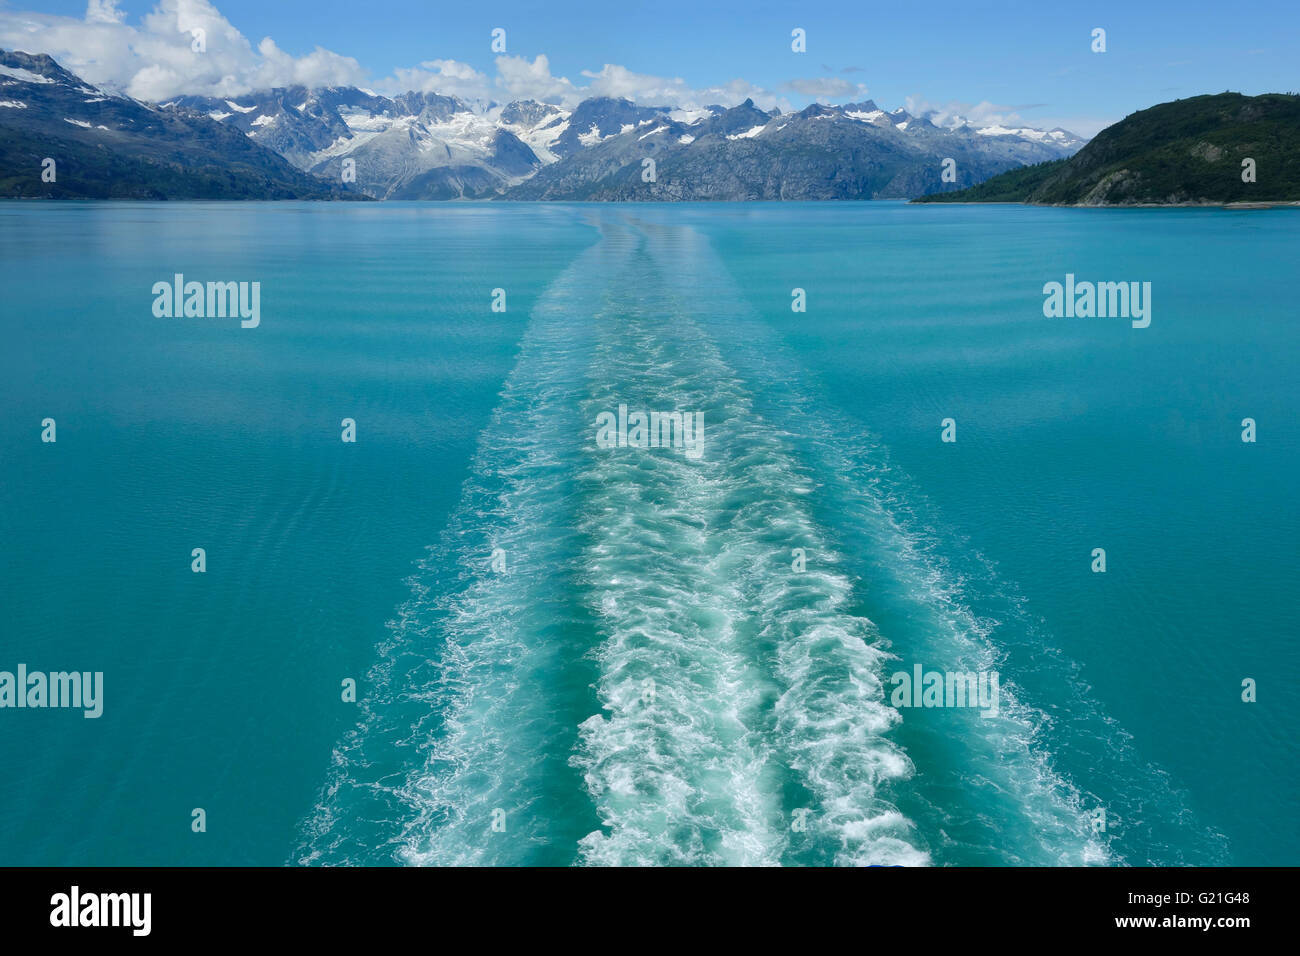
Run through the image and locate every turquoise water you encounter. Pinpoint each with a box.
[0,201,1295,866]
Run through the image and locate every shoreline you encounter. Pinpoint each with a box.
[5,196,1299,207]
[912,199,1300,209]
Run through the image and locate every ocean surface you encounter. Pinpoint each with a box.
[0,201,1295,866]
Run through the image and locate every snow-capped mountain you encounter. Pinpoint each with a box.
[165,88,1085,201]
[509,98,1087,200]
[902,104,1088,152]
[0,49,354,199]
[2,49,1088,201]
[836,101,1086,150]
[544,96,670,158]
[164,85,542,199]
[497,99,568,163]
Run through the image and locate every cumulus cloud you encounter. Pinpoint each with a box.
[903,95,1029,129]
[577,63,693,106]
[901,95,1103,137]
[469,55,787,112]
[85,1,126,25]
[489,53,579,104]
[697,78,789,112]
[388,58,493,102]
[373,52,792,113]
[0,0,364,100]
[3,2,783,111]
[1,0,1094,133]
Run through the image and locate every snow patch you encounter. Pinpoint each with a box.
[974,125,1070,144]
[224,100,257,113]
[0,65,54,84]
[726,124,767,140]
[670,107,715,125]
[338,109,393,132]
[307,130,383,165]
[63,117,92,128]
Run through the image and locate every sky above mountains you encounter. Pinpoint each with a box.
[3,0,1296,137]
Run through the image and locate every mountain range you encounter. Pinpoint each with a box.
[913,92,1300,205]
[168,82,1085,200]
[1,49,1086,201]
[507,99,1088,200]
[0,50,356,200]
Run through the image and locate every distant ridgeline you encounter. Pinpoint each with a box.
[0,49,361,200]
[3,48,1087,201]
[914,92,1300,205]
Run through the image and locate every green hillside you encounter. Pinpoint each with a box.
[914,92,1300,205]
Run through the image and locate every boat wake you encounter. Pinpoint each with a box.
[295,210,1226,867]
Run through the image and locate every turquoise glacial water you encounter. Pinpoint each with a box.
[0,201,1295,866]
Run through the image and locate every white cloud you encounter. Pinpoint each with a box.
[902,95,1107,137]
[389,58,493,102]
[578,63,691,106]
[1,0,1100,134]
[0,0,364,100]
[903,95,1026,129]
[84,1,126,25]
[492,54,577,104]
[7,0,784,112]
[251,37,365,92]
[472,55,788,112]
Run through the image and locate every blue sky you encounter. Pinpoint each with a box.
[7,0,1298,135]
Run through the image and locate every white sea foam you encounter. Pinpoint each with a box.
[569,225,925,866]
[298,209,1226,869]
[297,222,615,865]
[642,215,1229,865]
